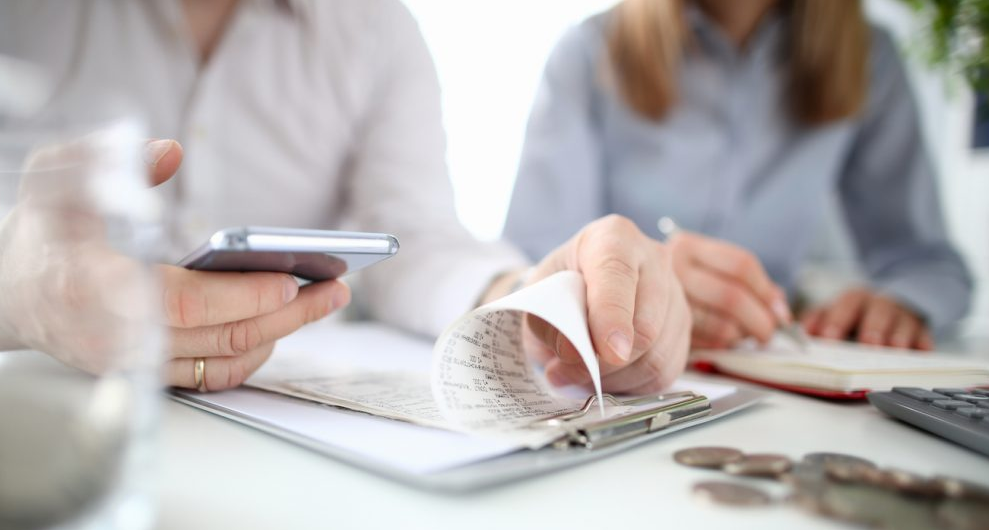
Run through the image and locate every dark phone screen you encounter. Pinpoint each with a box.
[188,251,348,282]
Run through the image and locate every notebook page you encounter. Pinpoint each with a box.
[723,337,989,374]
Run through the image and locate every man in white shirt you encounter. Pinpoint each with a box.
[0,0,691,395]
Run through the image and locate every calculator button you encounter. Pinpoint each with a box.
[972,389,989,397]
[955,407,989,419]
[978,402,989,409]
[954,394,989,403]
[893,388,949,402]
[932,388,967,396]
[932,400,971,410]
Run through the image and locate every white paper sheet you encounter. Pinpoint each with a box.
[256,272,613,448]
[182,386,523,475]
[280,372,445,425]
[216,320,740,473]
[249,272,739,449]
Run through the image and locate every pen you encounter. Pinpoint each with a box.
[656,217,810,352]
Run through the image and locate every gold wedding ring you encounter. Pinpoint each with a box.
[194,357,208,393]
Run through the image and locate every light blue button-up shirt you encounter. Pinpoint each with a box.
[504,8,972,334]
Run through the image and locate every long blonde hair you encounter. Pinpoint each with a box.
[607,0,869,124]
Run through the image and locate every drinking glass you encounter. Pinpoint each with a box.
[0,59,166,530]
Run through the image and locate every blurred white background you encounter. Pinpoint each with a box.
[402,0,622,240]
[403,0,988,332]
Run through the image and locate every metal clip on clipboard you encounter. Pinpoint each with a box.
[530,391,711,450]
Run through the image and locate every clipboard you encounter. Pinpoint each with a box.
[170,383,765,492]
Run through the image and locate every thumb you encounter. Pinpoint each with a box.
[143,139,183,186]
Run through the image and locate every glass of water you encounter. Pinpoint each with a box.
[0,59,166,530]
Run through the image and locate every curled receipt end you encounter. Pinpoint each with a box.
[431,271,605,446]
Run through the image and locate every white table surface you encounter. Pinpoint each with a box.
[155,366,989,530]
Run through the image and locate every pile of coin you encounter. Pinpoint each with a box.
[673,446,989,530]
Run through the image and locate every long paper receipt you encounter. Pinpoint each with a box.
[258,271,609,449]
[431,271,605,434]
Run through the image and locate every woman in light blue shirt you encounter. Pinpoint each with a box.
[505,0,971,356]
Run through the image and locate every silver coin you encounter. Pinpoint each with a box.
[934,476,989,502]
[878,468,941,497]
[819,482,940,530]
[782,462,828,491]
[936,499,989,530]
[803,452,876,470]
[824,460,883,485]
[673,446,744,468]
[723,453,792,477]
[785,461,850,519]
[692,480,772,507]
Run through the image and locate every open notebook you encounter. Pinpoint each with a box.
[691,338,989,399]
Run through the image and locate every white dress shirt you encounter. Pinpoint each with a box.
[0,0,527,337]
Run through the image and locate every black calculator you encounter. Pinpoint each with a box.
[868,387,989,457]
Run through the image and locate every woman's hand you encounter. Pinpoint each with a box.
[667,232,789,349]
[490,215,692,395]
[800,289,933,350]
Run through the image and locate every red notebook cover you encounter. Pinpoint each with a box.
[691,359,870,400]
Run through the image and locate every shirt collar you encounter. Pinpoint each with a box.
[685,3,784,61]
[246,0,310,18]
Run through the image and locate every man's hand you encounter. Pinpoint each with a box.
[800,289,933,350]
[0,138,350,391]
[147,140,350,390]
[492,215,691,395]
[160,266,350,390]
[667,232,789,349]
[145,139,183,185]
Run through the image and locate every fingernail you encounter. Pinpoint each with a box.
[330,284,349,310]
[283,278,299,303]
[861,331,880,343]
[608,331,632,362]
[143,139,174,167]
[771,299,792,325]
[823,324,841,339]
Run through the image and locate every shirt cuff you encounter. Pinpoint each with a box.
[361,240,530,339]
[421,243,530,337]
[874,273,971,337]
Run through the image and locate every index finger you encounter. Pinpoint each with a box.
[525,313,583,365]
[680,267,777,342]
[578,217,640,366]
[159,266,299,328]
[678,234,779,310]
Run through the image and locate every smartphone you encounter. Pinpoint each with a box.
[178,226,399,281]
